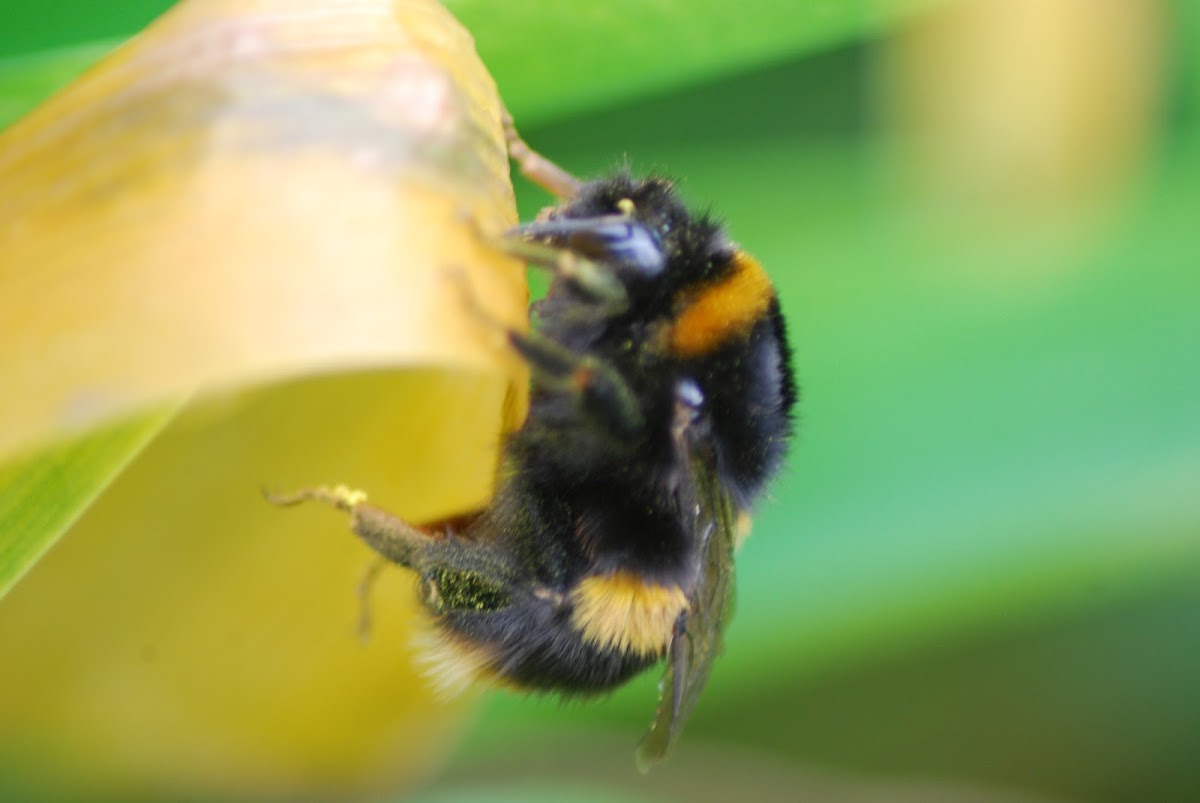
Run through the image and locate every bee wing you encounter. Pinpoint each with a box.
[635,451,738,771]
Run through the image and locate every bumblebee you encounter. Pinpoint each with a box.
[272,115,796,768]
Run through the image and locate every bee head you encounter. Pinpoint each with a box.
[519,174,736,301]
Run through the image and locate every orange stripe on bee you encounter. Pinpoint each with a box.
[571,572,688,657]
[669,251,774,357]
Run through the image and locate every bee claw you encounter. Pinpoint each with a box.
[262,484,367,512]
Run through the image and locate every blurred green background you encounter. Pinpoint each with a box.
[2,1,1198,801]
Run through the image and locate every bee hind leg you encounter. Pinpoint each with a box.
[267,485,445,570]
[355,556,386,643]
[264,483,366,512]
[268,485,518,587]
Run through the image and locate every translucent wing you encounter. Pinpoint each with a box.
[635,448,738,771]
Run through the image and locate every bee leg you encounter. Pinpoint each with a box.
[265,484,367,512]
[449,269,640,434]
[268,486,518,586]
[503,108,582,200]
[464,217,628,312]
[447,266,639,436]
[450,269,642,436]
[355,556,386,643]
[267,485,432,568]
[506,329,645,439]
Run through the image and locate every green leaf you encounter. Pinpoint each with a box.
[453,0,952,124]
[0,0,955,128]
[0,42,114,127]
[0,408,174,600]
[0,0,169,55]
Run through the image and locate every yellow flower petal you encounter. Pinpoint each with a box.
[0,0,525,796]
[0,0,526,456]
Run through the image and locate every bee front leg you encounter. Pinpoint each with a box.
[444,271,642,438]
[503,108,582,200]
[507,329,645,440]
[466,219,628,314]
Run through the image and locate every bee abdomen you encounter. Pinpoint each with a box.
[426,570,683,695]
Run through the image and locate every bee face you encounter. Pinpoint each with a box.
[541,175,737,299]
[276,123,797,767]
